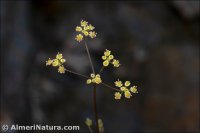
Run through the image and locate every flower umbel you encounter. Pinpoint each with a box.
[102,49,120,67]
[114,79,138,100]
[45,52,66,74]
[85,118,92,127]
[87,73,102,84]
[75,20,97,42]
[98,119,104,133]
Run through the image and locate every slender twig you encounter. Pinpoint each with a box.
[84,41,95,74]
[88,126,93,133]
[65,68,119,92]
[93,84,99,133]
[101,82,120,91]
[65,69,89,79]
[99,66,104,74]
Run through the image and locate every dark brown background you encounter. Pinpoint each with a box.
[1,1,199,132]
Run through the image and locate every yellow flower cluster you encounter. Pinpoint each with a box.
[46,52,66,74]
[102,49,120,67]
[75,20,97,42]
[98,119,104,133]
[87,73,102,84]
[114,79,138,100]
[85,118,92,127]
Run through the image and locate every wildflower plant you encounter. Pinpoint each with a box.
[45,20,139,133]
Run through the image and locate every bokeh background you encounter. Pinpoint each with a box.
[1,1,199,132]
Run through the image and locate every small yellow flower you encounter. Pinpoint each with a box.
[108,55,114,60]
[114,92,121,100]
[88,31,97,38]
[103,60,109,67]
[46,52,66,74]
[75,20,97,42]
[87,73,102,84]
[76,26,82,32]
[87,79,92,84]
[104,49,111,56]
[56,53,63,60]
[58,65,66,74]
[81,20,88,27]
[101,49,120,68]
[52,59,59,67]
[75,34,83,42]
[114,80,138,99]
[90,73,95,78]
[102,56,106,60]
[112,59,120,67]
[85,118,92,127]
[130,86,138,93]
[82,30,89,36]
[124,90,132,98]
[98,119,104,132]
[125,81,130,87]
[114,80,123,87]
[46,58,53,66]
[60,59,66,63]
[120,86,126,91]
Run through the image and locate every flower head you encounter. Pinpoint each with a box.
[102,49,120,67]
[114,79,138,100]
[45,52,66,74]
[75,20,97,42]
[85,118,92,127]
[87,73,102,84]
[98,119,104,133]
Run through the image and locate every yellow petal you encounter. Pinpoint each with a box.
[114,92,121,100]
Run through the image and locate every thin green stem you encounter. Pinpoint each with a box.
[99,66,104,74]
[65,68,120,92]
[93,84,99,133]
[65,69,89,79]
[100,82,120,92]
[88,126,93,133]
[84,41,95,74]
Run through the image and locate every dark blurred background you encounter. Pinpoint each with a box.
[1,1,199,132]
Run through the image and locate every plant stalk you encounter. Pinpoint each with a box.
[93,84,99,133]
